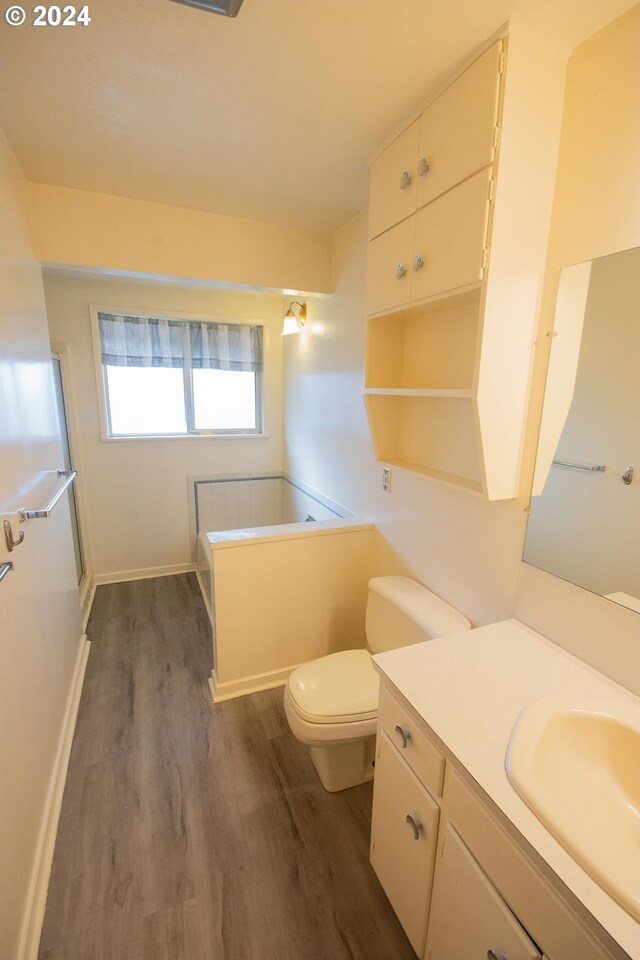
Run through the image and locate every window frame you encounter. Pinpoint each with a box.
[90,305,265,441]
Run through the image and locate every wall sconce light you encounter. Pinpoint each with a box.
[282,301,307,336]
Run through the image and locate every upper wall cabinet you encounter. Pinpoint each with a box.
[368,42,502,242]
[364,25,567,500]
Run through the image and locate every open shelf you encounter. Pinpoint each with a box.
[381,459,484,494]
[364,394,484,494]
[365,388,473,398]
[365,290,481,392]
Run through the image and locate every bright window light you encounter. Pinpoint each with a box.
[105,366,187,435]
[193,369,257,430]
[95,311,263,439]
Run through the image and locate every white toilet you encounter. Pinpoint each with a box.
[284,576,471,792]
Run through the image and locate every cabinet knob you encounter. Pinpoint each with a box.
[399,170,412,190]
[395,263,407,280]
[417,157,430,176]
[394,724,411,748]
[405,814,423,840]
[487,951,507,960]
[413,254,424,272]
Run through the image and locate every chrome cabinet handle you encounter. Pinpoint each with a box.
[394,724,411,748]
[0,561,14,584]
[417,157,429,176]
[399,170,412,190]
[413,254,424,271]
[3,520,24,553]
[405,814,423,840]
[395,263,407,280]
[487,951,507,960]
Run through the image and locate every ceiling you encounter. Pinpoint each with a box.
[0,0,635,232]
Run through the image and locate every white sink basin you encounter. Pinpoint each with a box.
[506,697,640,921]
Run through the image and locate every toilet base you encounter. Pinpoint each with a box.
[309,735,376,792]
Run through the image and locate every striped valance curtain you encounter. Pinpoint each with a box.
[189,321,263,372]
[98,312,263,372]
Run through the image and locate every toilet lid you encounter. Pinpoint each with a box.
[288,649,380,723]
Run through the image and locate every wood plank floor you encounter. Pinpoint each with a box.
[39,575,415,960]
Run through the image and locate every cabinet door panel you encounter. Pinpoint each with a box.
[417,41,502,208]
[366,217,415,315]
[369,120,421,239]
[371,731,440,956]
[426,826,541,960]
[412,168,491,302]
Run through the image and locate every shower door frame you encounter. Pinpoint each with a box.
[51,343,90,597]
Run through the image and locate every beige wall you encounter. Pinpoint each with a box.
[0,134,84,960]
[27,181,333,294]
[44,274,285,579]
[284,212,527,627]
[207,522,374,700]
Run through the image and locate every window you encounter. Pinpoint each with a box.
[92,309,263,438]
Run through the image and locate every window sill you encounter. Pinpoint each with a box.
[100,433,270,443]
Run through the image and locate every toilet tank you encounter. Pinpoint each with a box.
[366,576,471,654]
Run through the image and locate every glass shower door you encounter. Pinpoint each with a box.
[51,354,85,585]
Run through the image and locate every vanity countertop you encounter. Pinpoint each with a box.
[373,618,640,960]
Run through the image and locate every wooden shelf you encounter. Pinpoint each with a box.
[365,388,473,398]
[382,459,484,495]
[366,285,483,323]
[366,293,480,392]
[364,394,483,494]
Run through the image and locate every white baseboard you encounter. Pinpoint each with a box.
[209,663,300,703]
[17,634,90,960]
[94,562,196,586]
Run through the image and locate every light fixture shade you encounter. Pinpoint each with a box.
[281,314,300,336]
[281,301,307,336]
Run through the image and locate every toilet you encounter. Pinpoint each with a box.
[284,576,472,792]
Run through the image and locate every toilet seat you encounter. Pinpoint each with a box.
[284,685,378,748]
[287,649,379,724]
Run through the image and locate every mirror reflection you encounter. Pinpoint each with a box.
[524,246,640,612]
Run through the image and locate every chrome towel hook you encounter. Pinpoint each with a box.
[3,519,24,552]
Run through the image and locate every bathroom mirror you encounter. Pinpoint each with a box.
[524,246,640,612]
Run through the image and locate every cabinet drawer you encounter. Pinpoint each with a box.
[371,731,440,956]
[379,685,445,797]
[365,216,415,315]
[417,40,502,209]
[427,825,542,960]
[369,119,421,240]
[412,166,492,302]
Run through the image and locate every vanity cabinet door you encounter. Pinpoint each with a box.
[370,731,440,956]
[426,826,542,960]
[369,119,421,240]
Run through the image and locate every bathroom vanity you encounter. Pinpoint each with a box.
[370,620,639,960]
